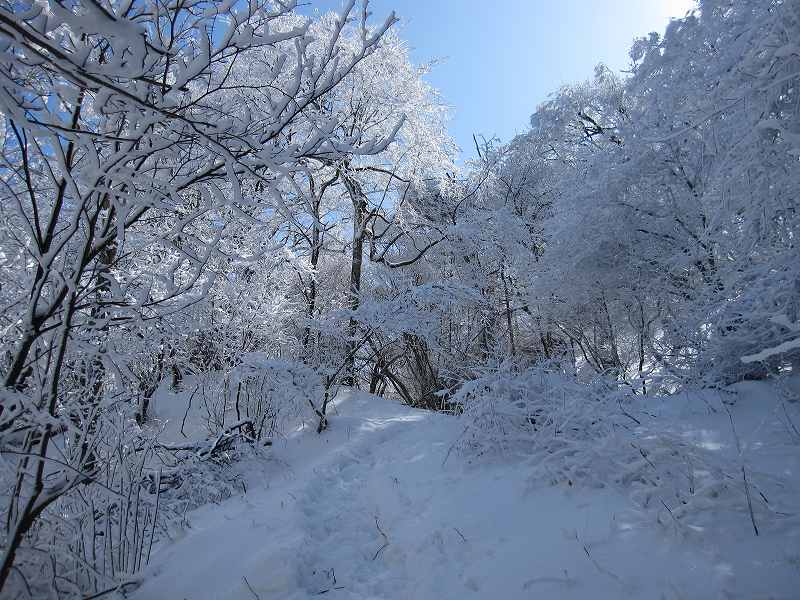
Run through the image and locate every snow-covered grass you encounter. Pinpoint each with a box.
[128,378,800,599]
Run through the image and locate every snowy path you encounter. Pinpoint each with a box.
[134,391,799,599]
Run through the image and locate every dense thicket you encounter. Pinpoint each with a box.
[508,0,800,388]
[0,0,797,596]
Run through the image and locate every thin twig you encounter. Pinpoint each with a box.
[180,385,199,438]
[741,465,759,536]
[243,576,261,600]
[621,410,641,425]
[146,468,161,566]
[316,586,345,595]
[659,498,679,527]
[575,532,621,582]
[723,403,759,536]
[82,579,140,600]
[782,401,800,443]
[373,516,389,560]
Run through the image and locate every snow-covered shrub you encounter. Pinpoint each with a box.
[229,356,325,438]
[444,363,593,467]
[454,367,793,536]
[453,364,632,462]
[0,413,167,599]
[149,437,269,522]
[189,355,325,436]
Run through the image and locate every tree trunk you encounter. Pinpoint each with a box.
[301,173,337,360]
[500,266,516,357]
[342,175,368,387]
[1,295,78,593]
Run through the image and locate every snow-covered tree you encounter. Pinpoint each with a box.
[0,0,401,591]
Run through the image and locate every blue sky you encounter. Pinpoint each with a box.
[304,1,696,159]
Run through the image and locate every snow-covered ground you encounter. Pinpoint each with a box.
[133,383,800,599]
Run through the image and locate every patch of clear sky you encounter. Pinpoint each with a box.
[300,0,696,161]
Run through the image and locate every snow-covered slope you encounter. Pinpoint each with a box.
[133,386,800,599]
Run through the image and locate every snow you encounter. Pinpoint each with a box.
[132,382,800,599]
[742,336,800,364]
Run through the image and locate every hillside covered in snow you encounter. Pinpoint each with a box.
[133,380,800,600]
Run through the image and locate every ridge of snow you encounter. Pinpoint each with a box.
[133,386,800,600]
